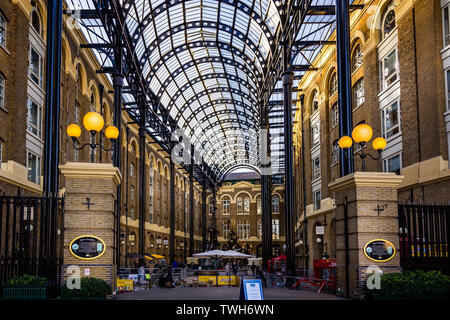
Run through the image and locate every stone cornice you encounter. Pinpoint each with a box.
[329,171,404,192]
[59,162,122,185]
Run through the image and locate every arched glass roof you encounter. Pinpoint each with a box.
[66,0,355,182]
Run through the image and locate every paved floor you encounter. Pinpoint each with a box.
[116,287,344,300]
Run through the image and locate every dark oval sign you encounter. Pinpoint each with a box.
[364,239,396,262]
[69,235,106,260]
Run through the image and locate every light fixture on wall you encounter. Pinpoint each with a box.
[338,124,387,171]
[316,237,322,243]
[67,112,119,152]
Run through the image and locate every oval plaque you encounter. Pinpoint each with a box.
[69,235,106,260]
[364,239,396,262]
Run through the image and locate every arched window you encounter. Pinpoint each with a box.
[237,197,243,214]
[243,197,250,214]
[90,92,96,111]
[382,8,396,39]
[0,13,6,47]
[311,90,319,114]
[329,73,337,97]
[31,10,41,36]
[352,78,365,109]
[272,195,279,214]
[352,44,363,72]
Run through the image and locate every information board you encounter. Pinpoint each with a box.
[69,235,106,260]
[240,279,264,300]
[364,239,396,262]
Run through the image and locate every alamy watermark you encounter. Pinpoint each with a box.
[366,265,383,290]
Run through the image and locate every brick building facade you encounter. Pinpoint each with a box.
[0,0,286,266]
[293,0,450,269]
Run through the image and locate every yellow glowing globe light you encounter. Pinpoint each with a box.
[67,123,82,138]
[352,124,373,143]
[372,137,387,151]
[338,136,353,149]
[105,125,119,140]
[83,112,104,132]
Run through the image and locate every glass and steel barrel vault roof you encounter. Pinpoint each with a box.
[123,0,282,177]
[67,0,344,181]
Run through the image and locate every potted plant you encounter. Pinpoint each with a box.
[1,274,48,300]
[61,277,112,300]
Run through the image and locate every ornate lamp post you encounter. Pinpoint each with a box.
[338,124,387,171]
[66,112,119,151]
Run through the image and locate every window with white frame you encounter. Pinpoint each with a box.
[223,221,229,240]
[383,153,402,175]
[331,140,339,166]
[237,220,250,240]
[27,151,40,184]
[237,196,243,214]
[330,103,339,128]
[312,156,321,180]
[256,196,261,215]
[444,4,450,47]
[446,70,450,110]
[272,195,279,214]
[329,73,337,97]
[257,219,262,239]
[352,44,363,72]
[381,100,401,139]
[353,78,365,109]
[31,10,42,37]
[311,123,320,147]
[0,74,4,109]
[272,219,280,240]
[27,97,42,138]
[222,197,230,215]
[380,48,398,91]
[29,46,43,88]
[243,197,250,214]
[130,185,135,200]
[130,162,135,177]
[313,190,321,211]
[382,7,396,40]
[0,13,6,47]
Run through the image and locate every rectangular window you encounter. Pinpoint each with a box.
[312,156,321,180]
[27,151,41,184]
[330,103,339,128]
[444,5,450,47]
[223,222,229,241]
[237,220,250,240]
[272,219,280,240]
[27,97,42,138]
[257,219,262,239]
[223,199,230,215]
[383,153,402,175]
[130,186,135,199]
[29,46,43,88]
[311,122,320,147]
[313,190,321,211]
[353,78,365,109]
[331,140,339,166]
[130,163,135,177]
[380,48,398,91]
[0,14,6,47]
[381,101,401,139]
[0,76,4,109]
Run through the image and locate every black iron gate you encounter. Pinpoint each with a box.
[398,203,450,274]
[0,195,64,295]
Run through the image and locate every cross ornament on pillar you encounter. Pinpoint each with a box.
[82,197,95,210]
[373,204,387,216]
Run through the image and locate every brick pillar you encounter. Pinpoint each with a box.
[329,172,404,299]
[59,162,122,288]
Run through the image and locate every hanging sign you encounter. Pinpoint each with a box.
[364,239,396,262]
[69,235,106,260]
[315,226,325,235]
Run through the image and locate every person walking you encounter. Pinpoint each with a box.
[251,262,256,276]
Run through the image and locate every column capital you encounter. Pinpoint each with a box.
[329,171,404,192]
[59,162,122,185]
